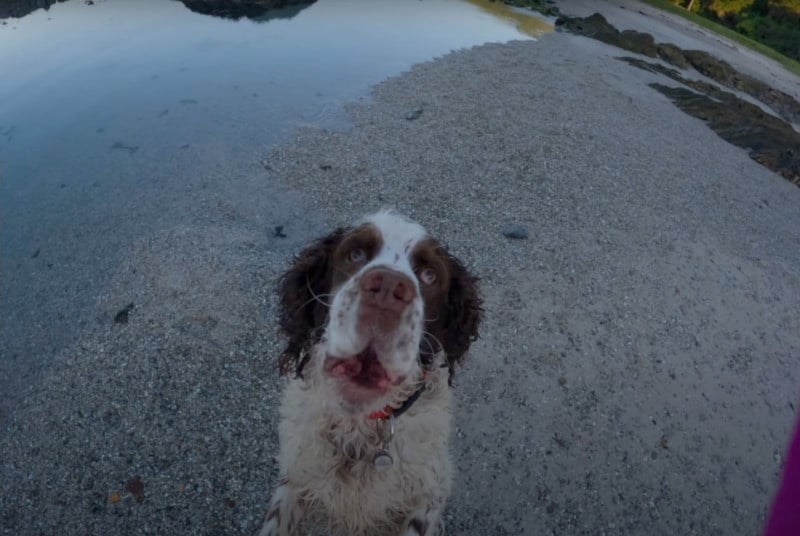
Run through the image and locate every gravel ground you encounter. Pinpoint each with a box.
[3,2,800,535]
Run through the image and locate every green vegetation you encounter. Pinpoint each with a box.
[642,0,800,74]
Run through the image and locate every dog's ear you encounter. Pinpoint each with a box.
[439,252,482,384]
[278,228,347,377]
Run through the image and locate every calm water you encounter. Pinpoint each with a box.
[0,0,550,419]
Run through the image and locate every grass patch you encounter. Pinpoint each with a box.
[639,0,800,77]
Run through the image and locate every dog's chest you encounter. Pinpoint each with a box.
[277,378,454,532]
[302,429,450,534]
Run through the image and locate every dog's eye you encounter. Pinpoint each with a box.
[349,248,366,264]
[419,267,436,285]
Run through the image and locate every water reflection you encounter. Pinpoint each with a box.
[0,0,65,19]
[179,0,315,21]
[1,0,317,20]
[466,0,553,38]
[0,0,550,419]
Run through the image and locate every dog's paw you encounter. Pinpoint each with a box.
[259,479,303,536]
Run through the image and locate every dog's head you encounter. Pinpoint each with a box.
[278,210,481,412]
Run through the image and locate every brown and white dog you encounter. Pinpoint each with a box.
[260,211,482,536]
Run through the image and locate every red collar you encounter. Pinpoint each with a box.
[367,407,396,420]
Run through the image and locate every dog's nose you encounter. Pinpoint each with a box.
[360,268,415,312]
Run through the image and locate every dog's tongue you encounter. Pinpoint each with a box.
[327,348,390,387]
[329,357,363,378]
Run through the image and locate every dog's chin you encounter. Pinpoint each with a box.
[323,346,412,414]
[334,386,390,415]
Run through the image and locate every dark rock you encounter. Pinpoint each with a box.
[558,13,800,126]
[114,303,135,324]
[682,49,800,125]
[556,14,622,44]
[31,249,40,259]
[558,12,800,184]
[682,50,735,85]
[656,43,689,69]
[557,13,659,58]
[650,83,800,186]
[124,476,145,504]
[180,0,315,21]
[0,0,67,19]
[111,141,138,155]
[619,56,726,101]
[405,108,423,121]
[501,224,529,240]
[274,225,287,238]
[617,56,799,184]
[618,29,657,57]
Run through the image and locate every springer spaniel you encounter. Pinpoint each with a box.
[260,211,482,536]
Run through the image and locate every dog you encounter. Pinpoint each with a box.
[260,210,481,535]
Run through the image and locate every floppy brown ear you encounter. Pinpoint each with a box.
[439,252,482,384]
[277,228,347,377]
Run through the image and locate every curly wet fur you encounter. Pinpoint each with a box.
[268,348,453,535]
[431,250,482,384]
[277,228,347,377]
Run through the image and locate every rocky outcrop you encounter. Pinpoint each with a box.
[0,0,66,19]
[681,49,800,126]
[555,13,800,126]
[620,57,800,185]
[556,12,800,186]
[651,83,799,186]
[179,0,315,20]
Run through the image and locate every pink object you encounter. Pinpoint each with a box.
[765,413,800,535]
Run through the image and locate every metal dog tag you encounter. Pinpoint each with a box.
[373,451,393,471]
[373,414,395,472]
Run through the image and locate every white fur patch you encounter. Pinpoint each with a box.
[325,210,429,390]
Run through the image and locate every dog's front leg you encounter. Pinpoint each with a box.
[258,478,305,536]
[402,498,445,536]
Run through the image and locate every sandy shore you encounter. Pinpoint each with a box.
[2,1,800,534]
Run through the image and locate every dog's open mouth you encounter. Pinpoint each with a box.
[325,346,390,390]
